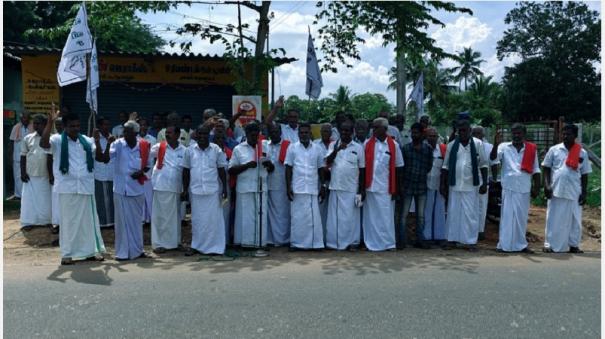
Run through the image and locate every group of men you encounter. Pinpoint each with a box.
[13,97,591,265]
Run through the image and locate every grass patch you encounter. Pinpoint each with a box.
[532,166,600,208]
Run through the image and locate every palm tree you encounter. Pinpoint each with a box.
[424,61,458,109]
[329,85,355,112]
[451,47,485,91]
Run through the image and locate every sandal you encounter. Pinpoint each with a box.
[60,257,74,265]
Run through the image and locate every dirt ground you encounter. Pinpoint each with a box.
[3,205,601,265]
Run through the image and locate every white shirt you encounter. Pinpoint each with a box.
[285,141,325,195]
[94,134,115,181]
[110,139,146,197]
[280,123,299,143]
[45,134,97,195]
[365,138,404,193]
[442,137,489,192]
[481,140,494,185]
[141,134,157,146]
[10,123,32,161]
[21,132,48,178]
[112,125,124,138]
[184,143,227,195]
[265,139,289,191]
[157,128,190,146]
[327,140,365,193]
[542,143,592,201]
[399,128,412,146]
[493,142,540,194]
[150,143,186,193]
[427,145,444,191]
[229,142,268,194]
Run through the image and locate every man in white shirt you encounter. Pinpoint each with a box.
[363,118,404,251]
[264,96,300,143]
[93,116,116,228]
[542,124,592,253]
[184,125,229,255]
[149,125,186,254]
[110,120,151,261]
[324,120,365,250]
[423,128,447,243]
[490,123,540,253]
[472,125,494,240]
[285,123,327,250]
[20,114,52,230]
[9,111,33,199]
[440,119,489,251]
[111,111,128,137]
[265,123,292,246]
[157,112,190,146]
[41,112,105,265]
[138,116,158,225]
[314,123,334,236]
[139,117,158,145]
[49,118,63,231]
[229,123,274,251]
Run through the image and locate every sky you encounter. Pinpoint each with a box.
[138,1,602,104]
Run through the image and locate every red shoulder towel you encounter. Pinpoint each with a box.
[278,140,291,164]
[156,141,168,169]
[138,139,151,185]
[439,143,447,158]
[224,146,233,160]
[520,142,537,173]
[565,143,582,170]
[365,136,397,195]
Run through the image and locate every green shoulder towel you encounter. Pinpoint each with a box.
[448,137,479,186]
[60,132,94,174]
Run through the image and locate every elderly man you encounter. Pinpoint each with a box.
[363,117,404,251]
[265,123,292,246]
[398,122,433,249]
[490,123,540,253]
[472,125,494,240]
[423,127,447,243]
[149,125,186,254]
[542,124,592,253]
[265,96,300,143]
[324,120,365,250]
[93,116,116,228]
[41,111,105,265]
[440,119,489,251]
[314,123,334,233]
[184,125,228,255]
[229,123,274,252]
[285,123,327,250]
[9,111,33,199]
[110,120,151,261]
[20,114,52,230]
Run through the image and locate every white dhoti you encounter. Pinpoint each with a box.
[143,181,153,223]
[94,180,115,227]
[234,191,269,247]
[477,185,489,233]
[445,190,480,245]
[290,194,324,249]
[222,186,231,244]
[113,193,145,260]
[544,197,583,252]
[59,193,105,259]
[191,193,225,254]
[267,189,291,245]
[497,189,530,252]
[363,192,396,251]
[20,176,52,227]
[423,189,447,241]
[51,189,61,225]
[13,160,22,198]
[326,190,360,250]
[319,192,329,239]
[151,190,182,250]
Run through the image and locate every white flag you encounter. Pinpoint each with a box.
[409,72,424,118]
[57,2,93,86]
[305,28,323,99]
[86,40,99,112]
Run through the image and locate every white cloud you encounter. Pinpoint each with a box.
[483,53,521,81]
[431,16,492,53]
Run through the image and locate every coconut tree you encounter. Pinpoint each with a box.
[329,85,355,112]
[451,47,485,91]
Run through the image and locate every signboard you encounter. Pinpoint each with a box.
[21,55,61,114]
[232,96,262,126]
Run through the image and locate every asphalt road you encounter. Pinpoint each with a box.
[4,250,601,338]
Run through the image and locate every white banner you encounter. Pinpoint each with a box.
[57,2,93,86]
[305,27,323,100]
[409,72,424,118]
[86,40,99,112]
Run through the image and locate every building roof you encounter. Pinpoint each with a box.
[3,43,296,65]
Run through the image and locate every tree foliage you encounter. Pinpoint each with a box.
[451,47,484,90]
[497,1,600,122]
[4,1,177,53]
